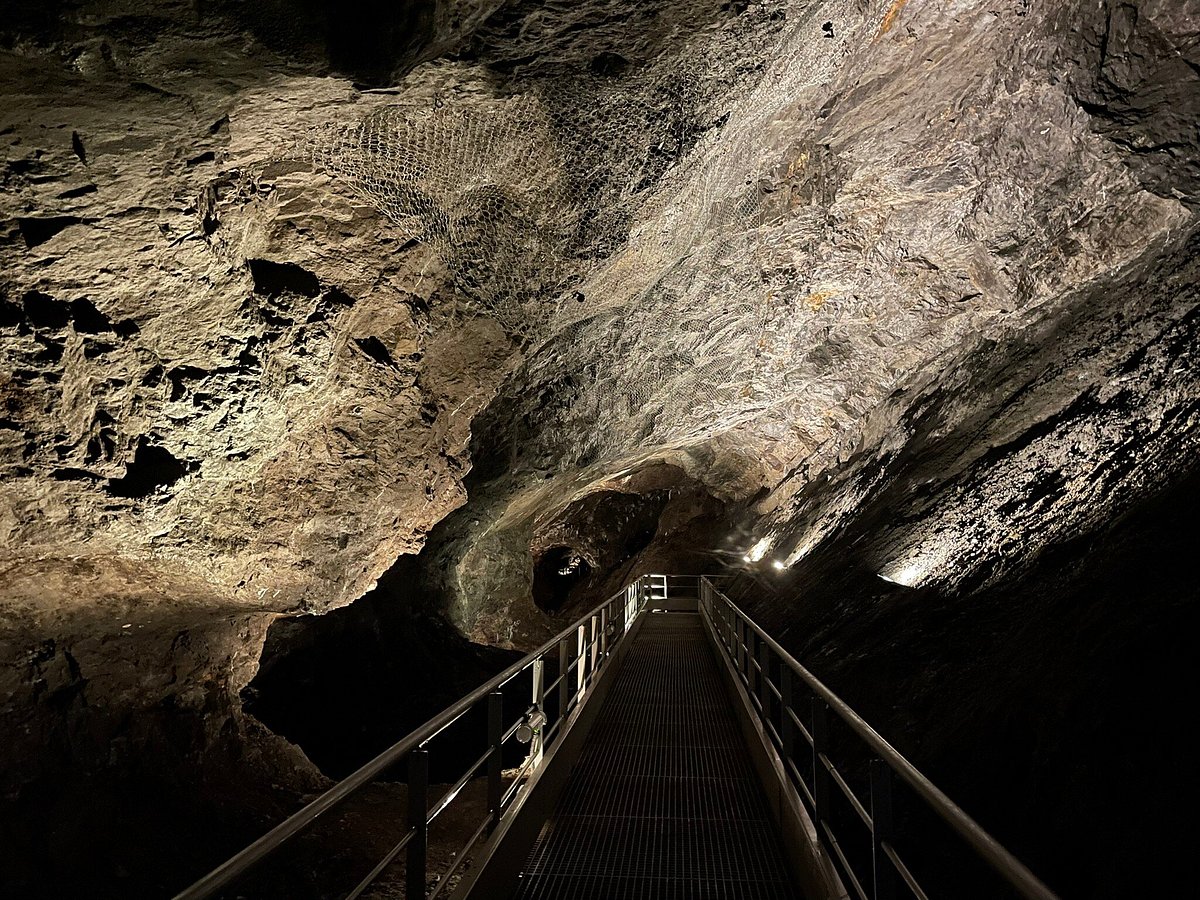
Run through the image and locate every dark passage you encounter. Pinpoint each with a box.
[514,613,801,899]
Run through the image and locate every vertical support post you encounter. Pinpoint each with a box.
[575,624,586,703]
[812,698,832,826]
[781,667,795,764]
[733,618,741,671]
[406,749,429,899]
[532,658,545,711]
[758,639,771,720]
[531,659,545,765]
[589,614,599,679]
[487,692,503,825]
[749,631,758,696]
[736,619,747,679]
[558,637,570,722]
[871,759,897,900]
[599,606,608,657]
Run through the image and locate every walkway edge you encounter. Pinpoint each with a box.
[704,608,850,900]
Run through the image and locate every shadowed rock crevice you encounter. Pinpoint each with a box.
[105,440,190,498]
[531,545,592,612]
[16,215,84,247]
[243,554,522,781]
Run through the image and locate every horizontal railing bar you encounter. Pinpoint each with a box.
[173,580,647,900]
[343,827,416,900]
[427,816,492,900]
[883,842,932,900]
[821,754,872,829]
[822,821,870,900]
[701,578,1059,900]
[786,705,813,747]
[495,660,538,691]
[785,757,816,809]
[501,754,538,808]
[427,747,494,826]
[764,716,783,752]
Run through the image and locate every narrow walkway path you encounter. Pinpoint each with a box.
[513,612,802,899]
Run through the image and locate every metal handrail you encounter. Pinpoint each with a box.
[699,577,1059,900]
[175,576,653,900]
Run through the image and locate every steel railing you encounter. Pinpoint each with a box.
[699,577,1060,900]
[174,576,654,900]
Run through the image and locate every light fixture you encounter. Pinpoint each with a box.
[878,560,927,588]
[516,706,547,744]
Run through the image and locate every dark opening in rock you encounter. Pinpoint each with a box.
[247,259,322,297]
[56,184,97,200]
[532,546,593,613]
[106,441,188,498]
[112,318,139,338]
[70,298,113,333]
[590,51,629,76]
[0,296,22,327]
[22,291,70,329]
[243,556,522,780]
[353,336,395,367]
[17,216,83,248]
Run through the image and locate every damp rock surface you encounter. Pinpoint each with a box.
[1,1,1198,898]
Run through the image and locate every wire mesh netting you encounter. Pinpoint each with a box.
[300,0,862,456]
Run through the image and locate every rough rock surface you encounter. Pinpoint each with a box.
[1,1,1197,898]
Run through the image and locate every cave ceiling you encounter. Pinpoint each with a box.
[1,0,1198,650]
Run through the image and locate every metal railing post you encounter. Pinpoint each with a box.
[812,698,832,825]
[733,617,741,670]
[576,624,586,702]
[589,614,599,678]
[407,749,429,899]
[487,692,503,825]
[737,618,747,679]
[871,759,897,900]
[781,667,796,763]
[558,637,570,722]
[532,658,544,711]
[758,639,771,719]
[531,658,545,766]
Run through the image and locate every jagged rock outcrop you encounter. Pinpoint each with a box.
[1,1,1197,897]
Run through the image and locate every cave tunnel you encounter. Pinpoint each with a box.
[2,1,1199,899]
[531,546,593,613]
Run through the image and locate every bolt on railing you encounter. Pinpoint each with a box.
[698,577,1060,900]
[174,576,654,900]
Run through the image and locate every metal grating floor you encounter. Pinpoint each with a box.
[513,613,802,899]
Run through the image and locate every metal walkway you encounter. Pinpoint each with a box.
[513,612,800,899]
[176,575,1059,900]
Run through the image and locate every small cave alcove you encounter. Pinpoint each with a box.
[531,546,592,613]
[242,556,523,783]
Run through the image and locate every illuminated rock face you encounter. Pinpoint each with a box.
[0,0,1198,897]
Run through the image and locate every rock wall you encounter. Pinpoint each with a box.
[1,0,1197,897]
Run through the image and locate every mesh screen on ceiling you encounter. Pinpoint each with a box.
[303,1,858,456]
